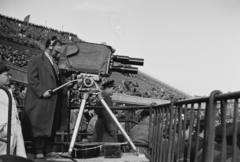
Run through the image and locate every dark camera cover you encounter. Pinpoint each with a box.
[59,42,113,76]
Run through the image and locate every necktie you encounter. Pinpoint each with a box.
[51,57,59,78]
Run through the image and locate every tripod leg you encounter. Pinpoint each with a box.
[67,93,88,157]
[97,94,137,152]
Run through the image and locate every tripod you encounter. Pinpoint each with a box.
[59,77,138,157]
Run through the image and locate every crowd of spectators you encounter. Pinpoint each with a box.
[114,78,186,100]
[0,43,29,69]
[0,14,81,50]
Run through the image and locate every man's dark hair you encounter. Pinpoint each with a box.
[140,109,150,118]
[195,119,205,133]
[20,85,27,92]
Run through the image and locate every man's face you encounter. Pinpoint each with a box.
[0,72,10,86]
[105,87,114,96]
[50,44,62,60]
[10,84,15,91]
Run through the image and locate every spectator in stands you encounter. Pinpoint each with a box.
[0,62,27,158]
[130,109,152,159]
[9,83,15,93]
[196,124,240,162]
[9,83,18,96]
[183,120,204,162]
[69,109,88,142]
[19,85,27,98]
[92,80,117,142]
[0,14,81,50]
[23,36,68,159]
[86,110,98,142]
[17,85,27,105]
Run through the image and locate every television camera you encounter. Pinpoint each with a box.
[53,42,145,158]
[58,42,144,76]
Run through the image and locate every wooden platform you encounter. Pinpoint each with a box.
[46,153,149,162]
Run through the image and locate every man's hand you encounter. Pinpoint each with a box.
[88,109,95,116]
[43,90,51,98]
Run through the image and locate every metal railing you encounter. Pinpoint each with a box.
[149,90,240,162]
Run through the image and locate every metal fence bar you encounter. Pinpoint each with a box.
[186,103,195,161]
[220,99,227,162]
[0,85,12,155]
[193,102,202,162]
[171,107,178,162]
[232,98,239,162]
[167,101,174,162]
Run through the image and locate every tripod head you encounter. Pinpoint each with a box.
[76,73,102,94]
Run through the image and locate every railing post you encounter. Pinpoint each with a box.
[202,90,222,162]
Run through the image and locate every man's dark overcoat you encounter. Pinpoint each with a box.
[23,53,68,137]
[92,92,117,142]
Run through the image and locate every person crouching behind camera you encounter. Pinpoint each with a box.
[92,80,117,142]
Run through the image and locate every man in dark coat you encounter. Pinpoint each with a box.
[130,109,151,159]
[92,80,117,142]
[23,36,68,159]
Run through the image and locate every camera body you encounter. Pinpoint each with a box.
[58,42,144,76]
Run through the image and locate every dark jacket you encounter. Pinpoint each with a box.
[197,143,240,162]
[22,53,68,137]
[184,135,204,162]
[130,119,151,159]
[92,92,117,142]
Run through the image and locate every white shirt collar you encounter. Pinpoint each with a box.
[44,52,53,65]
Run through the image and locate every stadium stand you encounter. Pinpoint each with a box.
[0,14,81,50]
[2,13,240,162]
[0,13,193,101]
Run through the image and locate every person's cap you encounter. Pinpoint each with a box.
[101,80,115,88]
[140,109,150,117]
[0,62,10,74]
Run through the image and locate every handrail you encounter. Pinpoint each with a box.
[0,85,12,155]
[147,89,240,162]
